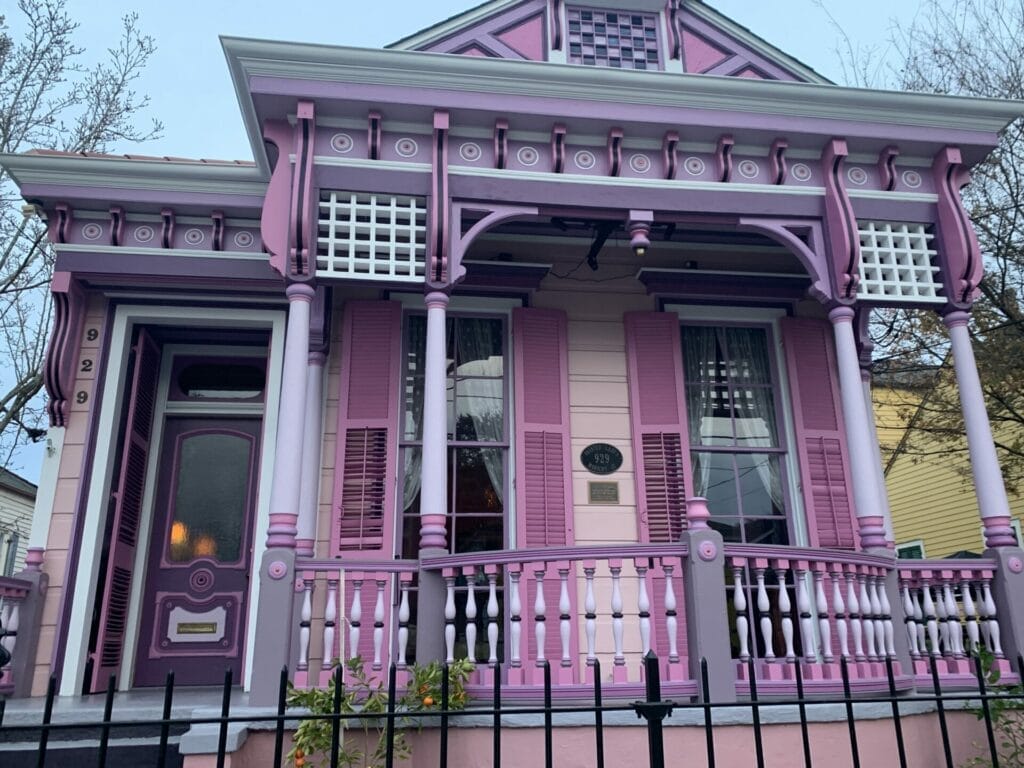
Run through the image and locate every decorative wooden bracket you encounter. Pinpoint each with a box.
[44,272,86,428]
[494,119,509,170]
[666,0,682,60]
[877,145,899,192]
[736,216,830,304]
[211,210,225,251]
[160,208,175,249]
[109,206,125,246]
[552,124,567,173]
[49,203,72,244]
[933,146,983,307]
[448,202,539,286]
[428,111,451,287]
[607,128,623,177]
[260,119,292,276]
[821,138,859,302]
[288,100,317,279]
[368,111,382,160]
[769,139,788,185]
[715,135,734,183]
[662,131,679,180]
[549,0,563,51]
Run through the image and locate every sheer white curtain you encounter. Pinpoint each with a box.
[456,319,504,502]
[402,318,426,511]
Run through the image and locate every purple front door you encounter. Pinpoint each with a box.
[134,417,261,686]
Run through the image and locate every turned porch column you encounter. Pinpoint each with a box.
[416,289,450,663]
[829,307,887,549]
[296,351,326,557]
[943,310,1016,548]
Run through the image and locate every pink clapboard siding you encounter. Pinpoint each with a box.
[92,327,161,692]
[781,316,858,549]
[512,307,577,671]
[330,300,402,557]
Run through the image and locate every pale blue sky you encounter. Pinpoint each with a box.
[9,0,927,480]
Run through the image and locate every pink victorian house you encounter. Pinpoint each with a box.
[2,0,1023,727]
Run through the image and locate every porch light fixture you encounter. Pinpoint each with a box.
[628,210,654,257]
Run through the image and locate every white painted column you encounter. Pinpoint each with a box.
[829,307,887,548]
[419,290,450,550]
[296,351,326,557]
[943,311,1016,547]
[266,283,315,548]
[861,372,894,544]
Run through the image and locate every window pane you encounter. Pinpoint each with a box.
[453,448,504,515]
[742,517,789,546]
[453,515,504,553]
[734,386,778,447]
[404,316,426,440]
[709,517,742,543]
[456,318,503,377]
[736,453,784,517]
[455,378,504,441]
[692,452,737,515]
[723,327,772,385]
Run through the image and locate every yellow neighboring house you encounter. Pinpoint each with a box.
[875,386,1024,558]
[0,468,35,576]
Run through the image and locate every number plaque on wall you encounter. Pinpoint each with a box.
[580,443,623,475]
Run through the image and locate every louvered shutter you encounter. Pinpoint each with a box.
[91,327,160,691]
[330,300,402,556]
[512,307,576,670]
[781,317,858,549]
[624,312,692,543]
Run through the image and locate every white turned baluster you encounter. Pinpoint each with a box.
[775,565,795,662]
[397,578,411,669]
[877,570,895,658]
[534,564,547,668]
[814,569,833,662]
[636,559,652,656]
[869,572,885,660]
[934,581,950,657]
[733,565,751,662]
[860,572,877,660]
[846,568,863,662]
[902,581,921,658]
[943,580,963,658]
[795,566,816,663]
[583,564,598,667]
[962,579,980,654]
[349,576,363,662]
[323,576,338,668]
[509,567,523,671]
[663,561,680,664]
[977,582,993,648]
[1,603,17,670]
[611,561,626,670]
[831,567,849,661]
[558,564,572,673]
[372,576,386,670]
[464,567,478,664]
[981,579,1004,657]
[298,577,313,673]
[922,581,940,658]
[444,571,457,664]
[486,569,499,666]
[912,587,927,654]
[756,566,775,661]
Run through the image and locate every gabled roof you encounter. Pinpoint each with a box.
[0,468,36,500]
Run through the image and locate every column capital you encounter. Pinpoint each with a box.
[424,290,450,310]
[828,305,856,324]
[286,283,317,302]
[942,309,970,329]
[307,350,327,367]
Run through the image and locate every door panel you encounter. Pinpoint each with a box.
[134,417,260,686]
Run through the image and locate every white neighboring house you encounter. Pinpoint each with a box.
[0,469,35,577]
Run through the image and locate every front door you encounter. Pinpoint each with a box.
[134,417,260,686]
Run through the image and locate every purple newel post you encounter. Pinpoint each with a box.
[296,351,326,557]
[416,290,450,664]
[829,307,887,549]
[943,311,1016,547]
[685,496,710,530]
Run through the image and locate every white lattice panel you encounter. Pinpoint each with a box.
[317,192,427,282]
[856,221,943,303]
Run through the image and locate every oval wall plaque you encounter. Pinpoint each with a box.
[580,443,623,475]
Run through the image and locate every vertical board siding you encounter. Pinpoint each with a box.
[781,316,858,549]
[330,301,402,555]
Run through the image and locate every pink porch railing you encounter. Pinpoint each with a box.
[725,545,903,691]
[898,560,1014,684]
[0,576,32,696]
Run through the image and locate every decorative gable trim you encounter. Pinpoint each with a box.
[394,0,548,62]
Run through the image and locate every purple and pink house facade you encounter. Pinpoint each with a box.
[2,0,1024,723]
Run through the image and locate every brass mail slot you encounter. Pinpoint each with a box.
[177,622,218,635]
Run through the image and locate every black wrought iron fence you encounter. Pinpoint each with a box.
[1,653,1022,768]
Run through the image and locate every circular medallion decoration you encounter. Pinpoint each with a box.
[684,156,706,176]
[516,146,540,167]
[902,170,923,189]
[233,231,254,248]
[738,160,760,180]
[847,166,868,186]
[459,142,482,162]
[190,567,215,593]
[698,540,718,562]
[1008,556,1024,574]
[791,163,812,182]
[330,133,354,154]
[580,443,623,475]
[574,150,596,171]
[133,225,155,243]
[162,640,170,648]
[629,154,651,174]
[81,222,103,241]
[395,138,419,158]
[184,228,205,246]
[268,560,288,580]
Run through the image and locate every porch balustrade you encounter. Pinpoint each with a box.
[0,576,32,697]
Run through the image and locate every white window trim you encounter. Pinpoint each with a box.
[62,304,286,696]
[895,539,927,559]
[663,304,809,547]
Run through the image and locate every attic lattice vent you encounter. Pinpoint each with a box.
[566,7,660,70]
[316,192,426,282]
[856,221,943,304]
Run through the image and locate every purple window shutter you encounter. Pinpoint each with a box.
[512,307,576,670]
[624,312,692,543]
[781,317,858,549]
[330,301,402,557]
[91,327,161,691]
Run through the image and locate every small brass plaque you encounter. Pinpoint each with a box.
[588,481,619,505]
[177,622,218,635]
